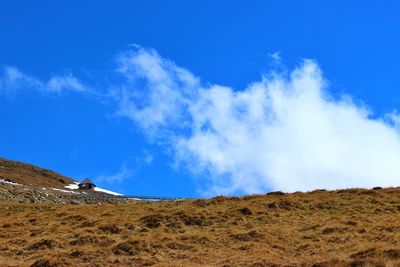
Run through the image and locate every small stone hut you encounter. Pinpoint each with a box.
[78,178,96,190]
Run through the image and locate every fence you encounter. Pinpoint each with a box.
[79,194,184,201]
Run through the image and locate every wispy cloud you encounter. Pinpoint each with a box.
[47,74,87,92]
[111,48,199,140]
[94,151,153,185]
[95,164,134,184]
[0,66,89,94]
[268,51,281,62]
[141,150,154,165]
[112,47,400,196]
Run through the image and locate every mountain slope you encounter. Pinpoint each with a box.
[0,158,75,189]
[1,188,400,266]
[0,158,400,266]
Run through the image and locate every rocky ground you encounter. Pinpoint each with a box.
[0,157,132,205]
[0,181,136,205]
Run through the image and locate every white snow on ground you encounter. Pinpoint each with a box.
[64,182,79,190]
[0,179,21,186]
[50,188,80,194]
[65,182,123,195]
[94,187,123,196]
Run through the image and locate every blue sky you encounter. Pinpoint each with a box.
[1,1,400,197]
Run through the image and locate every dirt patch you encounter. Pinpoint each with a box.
[384,249,400,260]
[350,248,377,259]
[175,211,206,226]
[30,259,57,267]
[166,242,193,250]
[98,224,121,234]
[113,240,152,256]
[27,239,55,250]
[238,207,253,216]
[232,230,265,242]
[140,214,163,228]
[69,236,115,247]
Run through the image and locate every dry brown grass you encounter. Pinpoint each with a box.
[1,187,400,266]
[0,158,75,189]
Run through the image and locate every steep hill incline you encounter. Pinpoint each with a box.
[0,158,76,189]
[1,187,400,266]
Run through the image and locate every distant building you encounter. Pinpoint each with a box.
[78,178,96,190]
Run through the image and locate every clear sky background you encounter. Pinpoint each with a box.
[1,1,400,197]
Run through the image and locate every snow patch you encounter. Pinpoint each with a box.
[64,183,79,190]
[50,188,80,194]
[0,179,21,186]
[65,182,123,196]
[94,187,123,196]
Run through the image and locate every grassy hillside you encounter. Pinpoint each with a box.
[0,158,75,189]
[1,187,400,266]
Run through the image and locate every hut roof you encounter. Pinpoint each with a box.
[79,178,95,185]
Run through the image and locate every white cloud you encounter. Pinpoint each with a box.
[112,48,199,140]
[141,151,154,164]
[94,151,153,185]
[113,47,400,196]
[47,74,87,92]
[268,51,281,62]
[95,164,134,184]
[0,66,88,94]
